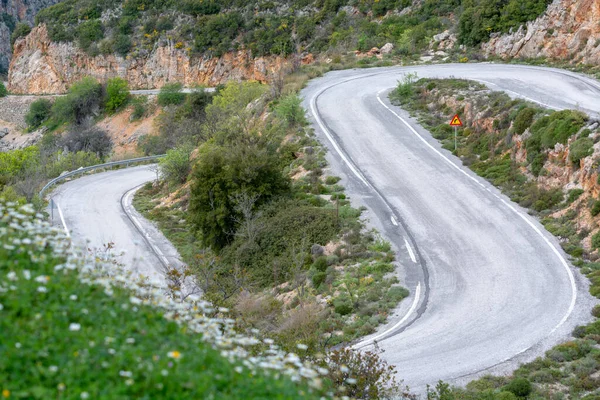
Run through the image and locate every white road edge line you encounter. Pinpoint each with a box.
[404,237,417,263]
[353,282,422,349]
[55,200,70,237]
[122,186,170,268]
[376,89,577,336]
[310,87,424,342]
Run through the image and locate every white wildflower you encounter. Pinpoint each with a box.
[69,323,81,332]
[49,365,58,373]
[81,392,89,399]
[37,286,47,293]
[69,294,78,301]
[119,370,133,378]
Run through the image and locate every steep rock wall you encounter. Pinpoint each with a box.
[8,25,292,94]
[0,0,63,72]
[482,0,600,64]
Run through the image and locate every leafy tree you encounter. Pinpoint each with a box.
[25,99,53,129]
[275,93,307,127]
[51,77,103,125]
[60,126,112,158]
[159,145,193,185]
[77,20,103,53]
[105,77,130,113]
[569,137,593,165]
[189,142,290,251]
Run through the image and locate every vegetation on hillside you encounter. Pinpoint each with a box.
[1,76,137,206]
[0,201,335,399]
[392,78,600,399]
[134,79,410,359]
[31,0,553,61]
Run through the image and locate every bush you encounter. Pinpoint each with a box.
[567,189,584,204]
[333,296,353,315]
[189,142,290,250]
[60,126,113,158]
[311,270,327,288]
[503,377,532,397]
[51,77,103,125]
[158,83,186,106]
[0,82,8,98]
[10,22,30,46]
[159,145,193,185]
[591,201,600,217]
[105,77,130,113]
[25,99,53,129]
[570,137,594,164]
[592,232,600,250]
[275,94,307,127]
[313,256,328,272]
[113,34,132,57]
[513,107,536,135]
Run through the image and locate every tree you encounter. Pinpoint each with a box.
[60,126,113,159]
[189,142,290,251]
[105,77,130,113]
[159,145,193,185]
[25,99,53,129]
[51,77,103,125]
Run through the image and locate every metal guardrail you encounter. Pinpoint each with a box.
[39,155,165,198]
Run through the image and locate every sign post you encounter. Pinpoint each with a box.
[449,114,463,151]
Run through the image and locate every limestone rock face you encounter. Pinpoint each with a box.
[482,0,600,64]
[8,25,293,94]
[0,0,63,71]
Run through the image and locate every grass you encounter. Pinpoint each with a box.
[0,201,327,399]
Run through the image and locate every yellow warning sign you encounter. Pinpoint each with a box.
[449,114,463,127]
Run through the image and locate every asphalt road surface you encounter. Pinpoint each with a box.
[49,63,598,394]
[49,166,182,284]
[301,64,597,392]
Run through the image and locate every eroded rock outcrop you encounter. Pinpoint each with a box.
[8,25,293,94]
[482,0,600,64]
[0,0,63,71]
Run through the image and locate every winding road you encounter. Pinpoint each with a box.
[50,64,598,393]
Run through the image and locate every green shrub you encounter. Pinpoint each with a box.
[591,201,600,217]
[0,82,8,98]
[386,286,409,303]
[567,189,584,204]
[275,93,307,127]
[592,232,600,250]
[158,83,186,106]
[333,296,353,315]
[311,271,327,288]
[105,77,130,113]
[547,340,593,362]
[313,256,328,272]
[503,377,532,397]
[159,145,193,185]
[25,98,53,129]
[189,142,290,250]
[76,20,103,53]
[113,34,132,57]
[513,107,536,135]
[10,22,31,46]
[51,77,103,125]
[569,137,594,164]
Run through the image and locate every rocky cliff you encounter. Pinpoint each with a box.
[8,25,293,94]
[482,0,600,64]
[0,0,62,72]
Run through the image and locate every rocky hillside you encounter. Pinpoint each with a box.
[8,0,554,94]
[0,0,63,73]
[8,24,291,94]
[483,0,600,64]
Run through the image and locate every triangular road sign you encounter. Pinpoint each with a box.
[449,114,463,126]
